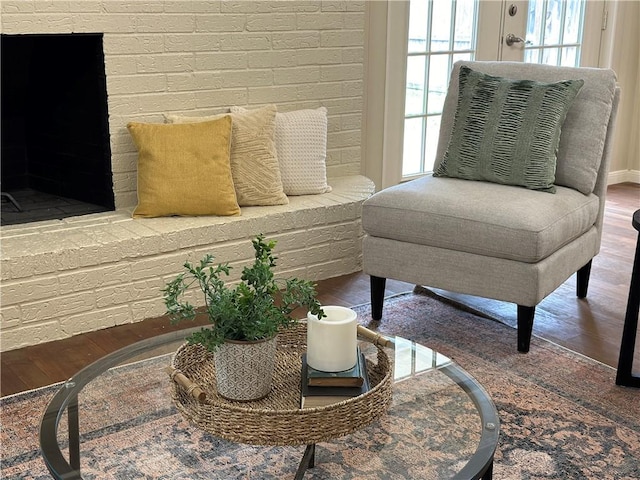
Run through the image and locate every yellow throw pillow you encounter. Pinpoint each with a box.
[166,105,288,207]
[127,116,240,218]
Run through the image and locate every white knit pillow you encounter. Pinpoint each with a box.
[233,107,331,195]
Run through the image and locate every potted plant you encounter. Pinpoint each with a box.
[163,234,324,401]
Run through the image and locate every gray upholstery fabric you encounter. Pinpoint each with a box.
[363,176,599,263]
[435,61,617,195]
[363,230,599,306]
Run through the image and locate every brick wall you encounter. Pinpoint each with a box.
[0,0,365,208]
[0,1,368,351]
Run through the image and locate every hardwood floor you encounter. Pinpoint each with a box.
[1,183,638,397]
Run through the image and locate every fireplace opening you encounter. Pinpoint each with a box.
[1,33,114,226]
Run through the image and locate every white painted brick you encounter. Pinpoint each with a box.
[296,13,344,30]
[296,82,343,101]
[21,292,96,324]
[339,146,362,163]
[2,321,64,351]
[343,79,363,97]
[321,64,362,82]
[1,15,72,32]
[69,1,101,13]
[1,276,60,306]
[343,12,365,27]
[196,14,246,33]
[307,256,362,281]
[342,46,364,63]
[219,69,273,88]
[167,73,206,92]
[105,56,138,75]
[72,14,138,33]
[196,52,248,70]
[327,130,361,148]
[111,172,137,194]
[1,305,22,329]
[131,298,168,321]
[247,85,298,104]
[296,48,342,65]
[219,1,260,14]
[246,14,296,32]
[60,305,131,336]
[323,97,363,114]
[340,113,362,130]
[135,14,196,33]
[346,2,366,13]
[133,257,183,282]
[160,54,197,73]
[136,91,198,112]
[1,1,35,14]
[164,1,221,14]
[164,34,221,52]
[195,89,248,108]
[321,30,364,47]
[103,34,164,55]
[246,50,298,68]
[272,32,320,49]
[107,74,167,95]
[222,1,320,14]
[58,264,132,296]
[274,66,320,85]
[107,96,141,116]
[220,34,272,51]
[110,149,137,169]
[321,1,348,12]
[102,1,164,14]
[35,1,75,13]
[95,278,164,308]
[193,72,229,90]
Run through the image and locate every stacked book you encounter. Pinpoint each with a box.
[300,347,370,408]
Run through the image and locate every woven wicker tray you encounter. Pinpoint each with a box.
[169,322,393,446]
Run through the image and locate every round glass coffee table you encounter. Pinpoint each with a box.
[40,326,499,479]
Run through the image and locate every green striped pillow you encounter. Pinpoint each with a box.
[434,66,584,193]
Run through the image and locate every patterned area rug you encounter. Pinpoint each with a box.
[2,288,639,479]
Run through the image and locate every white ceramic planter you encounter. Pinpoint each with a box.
[213,335,277,401]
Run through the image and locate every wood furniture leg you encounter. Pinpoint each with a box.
[616,210,640,388]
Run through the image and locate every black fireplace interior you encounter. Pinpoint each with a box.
[1,33,114,226]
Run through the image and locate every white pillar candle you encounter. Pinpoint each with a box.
[306,305,358,372]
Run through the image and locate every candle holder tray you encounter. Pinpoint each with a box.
[169,322,393,446]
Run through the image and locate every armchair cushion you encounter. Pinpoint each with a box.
[362,175,599,263]
[434,66,584,193]
[435,61,618,195]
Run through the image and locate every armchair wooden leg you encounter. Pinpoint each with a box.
[517,305,535,353]
[371,276,386,320]
[577,260,592,299]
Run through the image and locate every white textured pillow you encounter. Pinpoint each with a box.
[165,106,288,207]
[234,106,331,195]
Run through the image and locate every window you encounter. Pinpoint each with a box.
[403,0,479,177]
[524,0,586,66]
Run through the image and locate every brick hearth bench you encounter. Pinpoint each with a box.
[0,175,374,352]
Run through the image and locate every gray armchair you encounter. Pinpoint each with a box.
[362,61,620,352]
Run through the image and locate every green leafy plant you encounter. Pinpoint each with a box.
[163,234,325,352]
